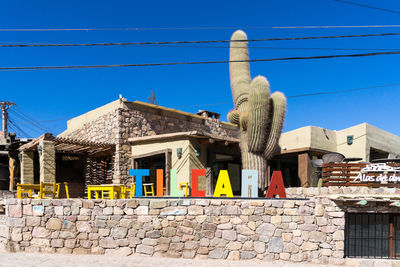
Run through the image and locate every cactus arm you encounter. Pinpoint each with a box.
[247,76,270,153]
[264,92,287,159]
[227,109,240,125]
[229,30,251,111]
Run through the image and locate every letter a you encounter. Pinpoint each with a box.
[241,170,258,198]
[266,171,286,198]
[213,170,233,197]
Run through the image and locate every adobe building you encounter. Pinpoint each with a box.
[274,123,400,188]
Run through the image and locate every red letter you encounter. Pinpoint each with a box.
[156,169,163,197]
[192,169,206,197]
[266,171,286,198]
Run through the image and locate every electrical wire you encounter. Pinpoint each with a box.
[9,109,50,133]
[171,82,400,108]
[8,119,32,138]
[0,32,400,48]
[333,0,400,14]
[2,42,400,52]
[1,25,400,31]
[1,50,400,72]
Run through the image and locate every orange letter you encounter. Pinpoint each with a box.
[156,169,163,197]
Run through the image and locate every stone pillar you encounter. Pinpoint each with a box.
[20,151,34,184]
[39,140,56,183]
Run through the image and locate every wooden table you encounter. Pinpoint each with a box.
[87,184,123,199]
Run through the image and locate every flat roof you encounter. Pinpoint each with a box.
[129,131,239,144]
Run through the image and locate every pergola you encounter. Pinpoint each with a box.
[18,133,115,186]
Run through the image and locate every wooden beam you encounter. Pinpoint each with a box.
[298,153,312,187]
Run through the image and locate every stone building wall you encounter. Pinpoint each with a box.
[60,101,239,184]
[0,189,351,265]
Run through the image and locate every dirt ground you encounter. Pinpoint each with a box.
[0,251,353,267]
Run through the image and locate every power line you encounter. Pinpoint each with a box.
[333,0,400,14]
[0,32,400,48]
[172,82,400,109]
[2,42,400,52]
[1,50,400,72]
[1,25,400,31]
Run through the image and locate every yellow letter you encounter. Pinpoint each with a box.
[213,170,233,197]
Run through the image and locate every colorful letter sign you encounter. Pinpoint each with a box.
[266,171,286,198]
[128,169,149,197]
[241,170,258,198]
[213,170,233,197]
[156,169,163,197]
[192,169,206,197]
[170,169,184,197]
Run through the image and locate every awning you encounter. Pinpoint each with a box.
[19,133,114,156]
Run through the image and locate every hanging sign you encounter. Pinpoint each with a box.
[354,163,400,183]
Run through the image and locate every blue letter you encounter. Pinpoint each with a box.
[129,169,149,197]
[241,170,258,198]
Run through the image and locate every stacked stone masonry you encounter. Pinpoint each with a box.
[0,188,361,265]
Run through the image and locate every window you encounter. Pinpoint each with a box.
[345,213,400,259]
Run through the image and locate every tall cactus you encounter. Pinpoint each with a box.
[228,30,287,193]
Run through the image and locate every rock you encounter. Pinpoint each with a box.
[256,223,275,237]
[146,230,161,238]
[8,205,22,218]
[268,238,283,253]
[73,248,90,254]
[241,251,256,259]
[150,200,167,209]
[202,223,217,231]
[254,241,265,253]
[32,206,44,216]
[76,221,91,233]
[226,241,242,250]
[222,230,237,241]
[227,250,240,260]
[26,216,40,227]
[188,206,203,215]
[32,227,51,238]
[333,230,344,241]
[160,207,186,216]
[309,231,326,242]
[182,249,196,259]
[209,248,225,259]
[136,206,149,215]
[221,205,239,215]
[136,244,154,255]
[236,225,254,236]
[283,243,299,253]
[91,247,105,254]
[50,239,64,248]
[142,238,157,246]
[111,227,128,239]
[46,218,62,230]
[7,217,25,227]
[301,241,318,251]
[99,237,117,248]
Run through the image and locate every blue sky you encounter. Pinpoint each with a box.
[1,0,400,137]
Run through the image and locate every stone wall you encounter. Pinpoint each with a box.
[0,188,352,265]
[59,101,239,184]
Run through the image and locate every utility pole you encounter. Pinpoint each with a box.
[1,101,15,138]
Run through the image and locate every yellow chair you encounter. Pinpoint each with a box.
[125,183,136,199]
[39,182,57,199]
[143,183,155,196]
[179,182,189,197]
